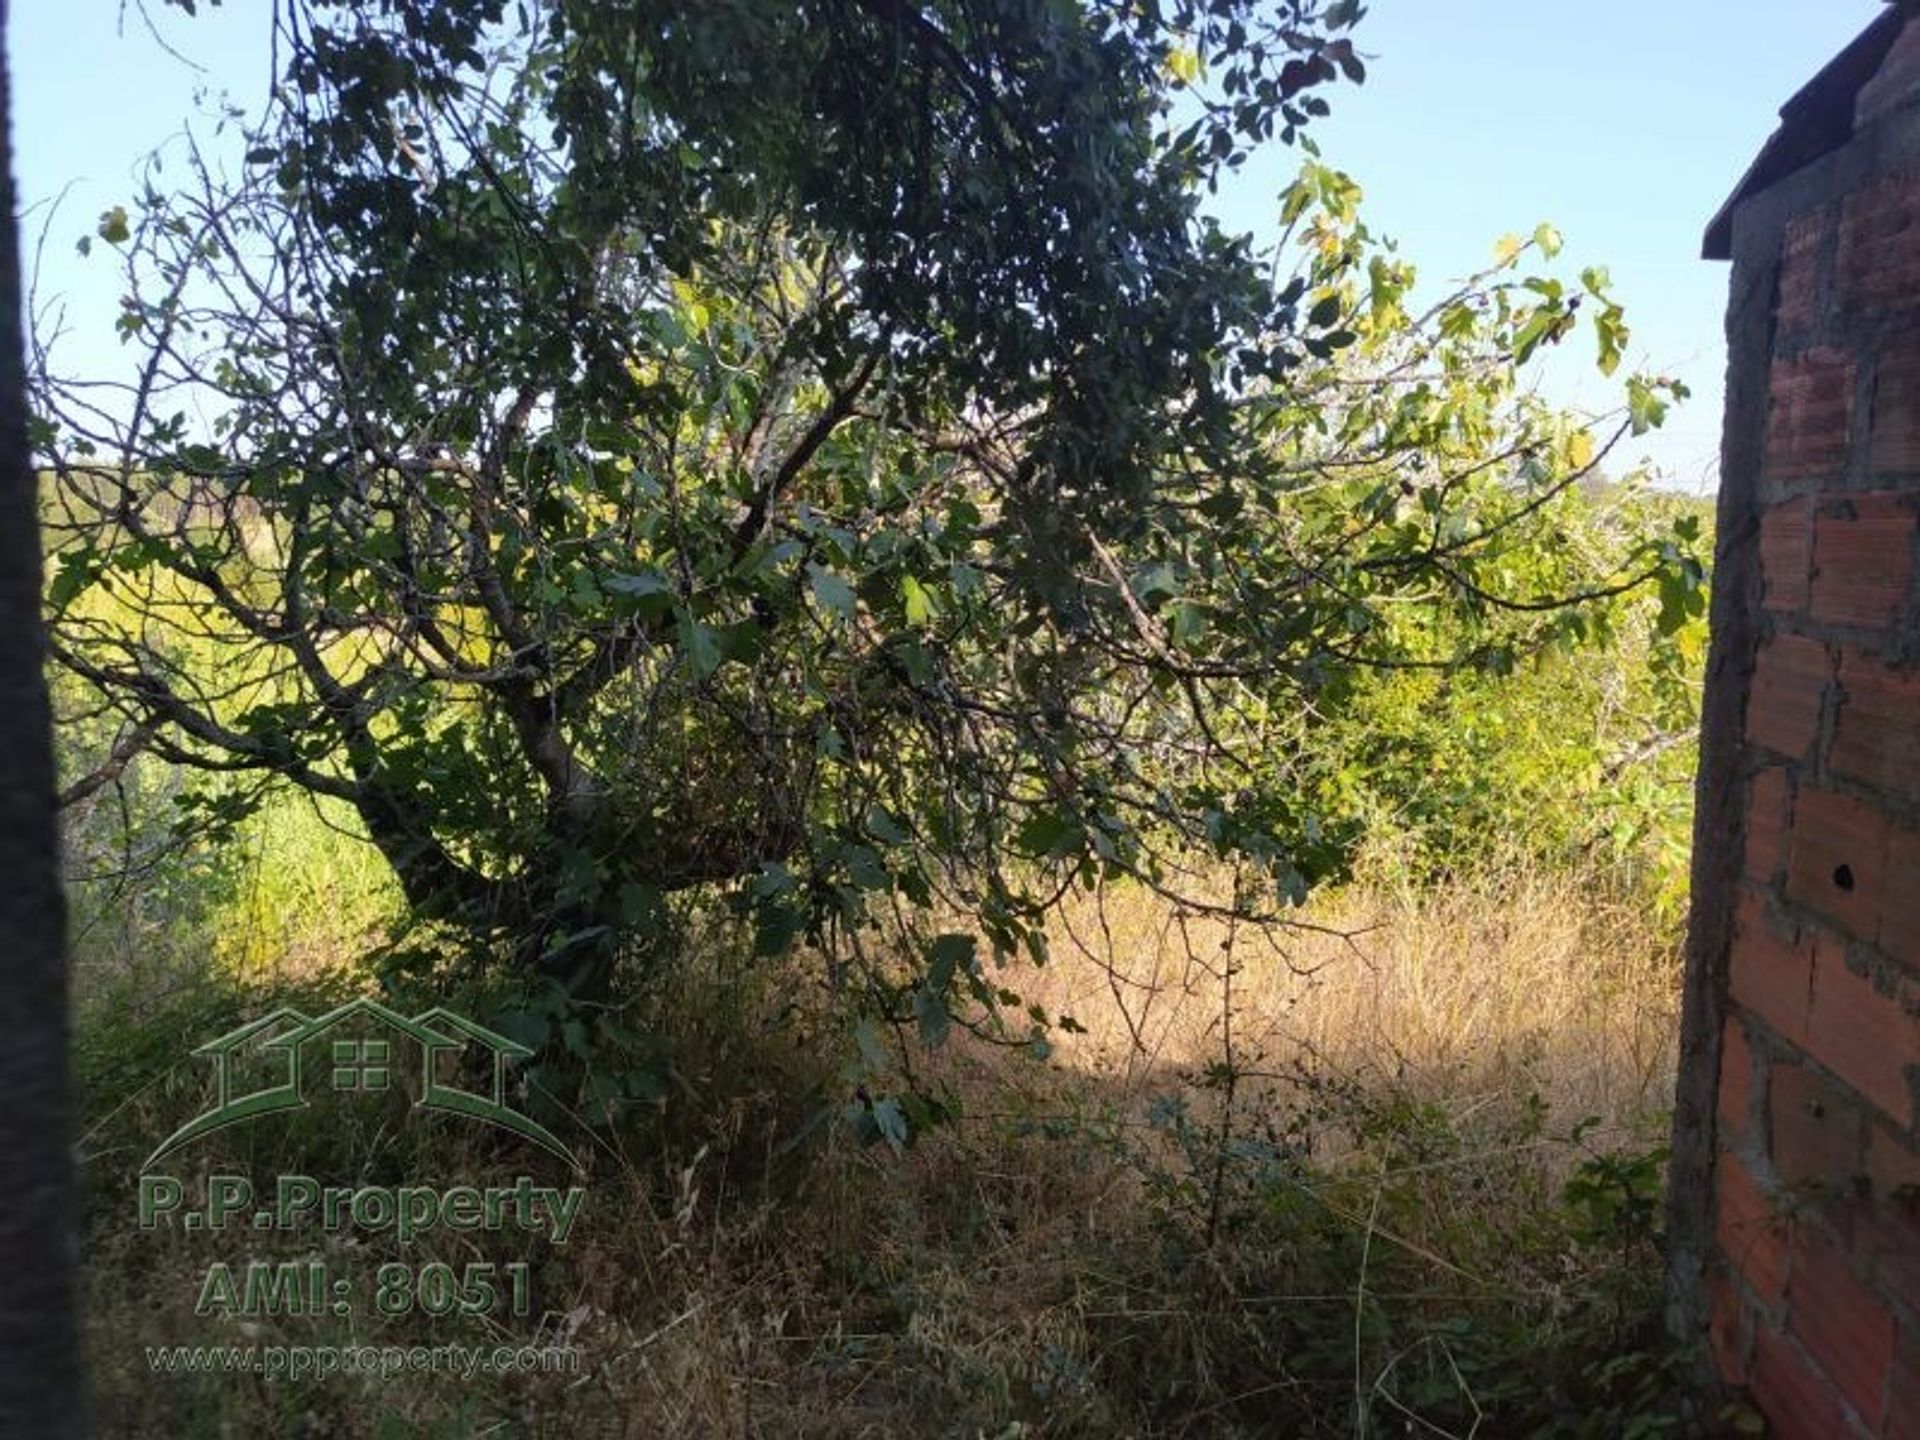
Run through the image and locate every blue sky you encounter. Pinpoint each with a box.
[8,1,1889,492]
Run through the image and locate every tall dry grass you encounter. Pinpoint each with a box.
[536,863,1689,1435]
[1022,860,1680,1157]
[81,862,1689,1437]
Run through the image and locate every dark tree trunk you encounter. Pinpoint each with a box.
[0,1,83,1430]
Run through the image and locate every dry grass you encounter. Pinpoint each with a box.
[80,864,1689,1437]
[1024,860,1680,1157]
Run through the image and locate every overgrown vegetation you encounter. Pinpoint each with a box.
[76,855,1707,1436]
[39,1,1729,1434]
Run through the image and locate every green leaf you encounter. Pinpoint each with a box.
[607,568,675,619]
[900,574,936,626]
[754,901,802,956]
[808,563,856,620]
[1595,305,1629,378]
[97,206,131,246]
[927,933,976,988]
[606,568,671,598]
[1016,809,1079,857]
[1628,377,1670,436]
[1512,309,1564,366]
[1169,601,1208,646]
[1133,561,1180,604]
[677,611,722,678]
[914,986,953,1049]
[47,548,102,609]
[843,845,888,890]
[871,1095,909,1150]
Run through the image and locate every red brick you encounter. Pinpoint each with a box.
[1872,341,1920,479]
[1886,825,1920,971]
[1763,499,1815,613]
[1747,767,1794,884]
[1734,888,1816,1045]
[1788,1226,1896,1429]
[1869,1127,1920,1208]
[1768,349,1856,484]
[1722,1016,1758,1145]
[1810,937,1920,1129]
[1771,1060,1865,1195]
[1777,210,1826,338]
[1721,1148,1792,1306]
[1864,1129,1920,1313]
[1810,493,1918,630]
[1841,172,1920,315]
[1749,633,1831,758]
[1786,787,1891,942]
[1751,1325,1856,1438]
[1831,650,1920,804]
[1868,1215,1920,1324]
[1710,1269,1750,1385]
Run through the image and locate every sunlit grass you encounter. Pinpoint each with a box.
[1021,859,1679,1158]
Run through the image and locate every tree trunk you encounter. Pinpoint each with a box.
[0,1,83,1429]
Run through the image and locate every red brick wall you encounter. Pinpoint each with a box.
[1708,88,1920,1436]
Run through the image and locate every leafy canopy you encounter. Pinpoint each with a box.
[39,1,1695,1059]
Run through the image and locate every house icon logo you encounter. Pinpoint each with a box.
[145,997,575,1168]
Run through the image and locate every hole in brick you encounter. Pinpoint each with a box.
[1833,863,1855,892]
